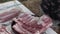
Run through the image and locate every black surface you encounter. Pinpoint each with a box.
[41,0,60,20]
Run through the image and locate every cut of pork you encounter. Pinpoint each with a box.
[0,9,20,23]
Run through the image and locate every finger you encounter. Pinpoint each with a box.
[16,19,33,34]
[13,24,25,34]
[18,15,31,23]
[25,16,34,25]
[14,20,29,34]
[13,18,23,25]
[18,15,33,25]
[25,16,34,24]
[18,17,38,33]
[22,15,32,23]
[16,23,33,34]
[22,24,37,33]
[26,17,38,26]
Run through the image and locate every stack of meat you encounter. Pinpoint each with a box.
[0,8,53,34]
[12,13,53,34]
[0,8,21,34]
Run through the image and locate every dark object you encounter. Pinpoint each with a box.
[11,21,20,34]
[0,0,12,3]
[41,0,60,20]
[58,24,60,27]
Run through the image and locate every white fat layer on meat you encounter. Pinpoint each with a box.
[38,15,44,24]
[1,13,15,18]
[37,15,49,25]
[37,17,44,25]
[18,13,25,18]
[35,31,40,34]
[14,24,25,34]
[18,13,32,18]
[0,32,6,34]
[34,17,39,21]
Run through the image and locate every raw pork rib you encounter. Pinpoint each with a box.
[0,9,20,23]
[12,13,52,34]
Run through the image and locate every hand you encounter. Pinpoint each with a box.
[13,13,52,34]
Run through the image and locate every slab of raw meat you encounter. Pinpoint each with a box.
[0,9,20,23]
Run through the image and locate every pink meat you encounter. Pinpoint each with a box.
[13,14,52,34]
[13,20,32,34]
[0,9,20,23]
[0,25,11,34]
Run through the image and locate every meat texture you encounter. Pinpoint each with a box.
[0,25,11,34]
[0,9,20,23]
[12,13,52,34]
